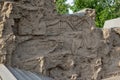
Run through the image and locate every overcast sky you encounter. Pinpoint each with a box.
[66,0,74,14]
[66,0,74,6]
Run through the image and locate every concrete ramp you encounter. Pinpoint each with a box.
[0,64,53,80]
[0,64,17,80]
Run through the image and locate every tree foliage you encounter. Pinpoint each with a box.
[55,0,69,14]
[56,0,120,27]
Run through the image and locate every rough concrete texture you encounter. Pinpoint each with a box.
[102,76,120,80]
[103,18,120,28]
[0,0,120,80]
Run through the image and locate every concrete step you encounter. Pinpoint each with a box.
[0,64,53,80]
[0,64,17,80]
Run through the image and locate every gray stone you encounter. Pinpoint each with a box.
[103,18,120,28]
[1,0,120,80]
[102,76,120,80]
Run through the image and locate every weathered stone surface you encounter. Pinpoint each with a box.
[101,28,120,79]
[102,76,120,80]
[0,0,120,80]
[0,1,15,65]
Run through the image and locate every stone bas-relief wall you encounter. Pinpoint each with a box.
[0,0,120,80]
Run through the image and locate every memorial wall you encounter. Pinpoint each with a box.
[0,0,120,80]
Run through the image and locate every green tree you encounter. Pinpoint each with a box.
[55,0,120,27]
[71,0,120,27]
[55,0,69,14]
